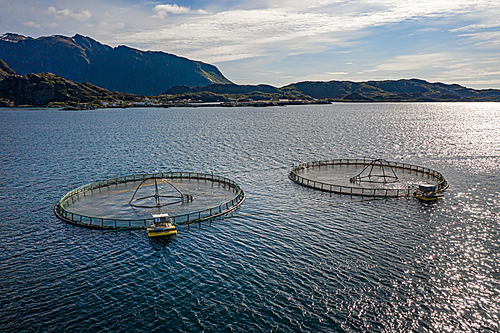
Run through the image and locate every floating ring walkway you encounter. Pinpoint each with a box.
[54,172,245,230]
[289,158,448,197]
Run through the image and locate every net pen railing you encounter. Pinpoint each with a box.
[55,172,245,230]
[289,158,448,197]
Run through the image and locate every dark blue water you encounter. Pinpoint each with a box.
[1,104,499,332]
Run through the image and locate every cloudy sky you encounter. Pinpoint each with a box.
[1,0,500,88]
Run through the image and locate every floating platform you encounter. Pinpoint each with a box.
[147,213,178,237]
[54,172,245,230]
[413,184,444,201]
[289,158,448,197]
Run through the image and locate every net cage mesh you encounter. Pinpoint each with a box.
[289,158,448,197]
[54,172,245,230]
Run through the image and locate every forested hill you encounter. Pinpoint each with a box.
[285,79,500,101]
[0,33,231,95]
[0,62,140,107]
[165,79,500,102]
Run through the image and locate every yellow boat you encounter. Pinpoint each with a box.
[413,184,443,201]
[147,213,177,237]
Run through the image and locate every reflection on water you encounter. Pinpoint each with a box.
[0,103,499,332]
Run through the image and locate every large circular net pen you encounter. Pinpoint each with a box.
[54,172,245,230]
[289,158,448,197]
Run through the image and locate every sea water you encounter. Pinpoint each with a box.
[0,103,499,332]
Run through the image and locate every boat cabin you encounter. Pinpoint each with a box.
[148,212,177,237]
[418,184,437,193]
[151,213,171,226]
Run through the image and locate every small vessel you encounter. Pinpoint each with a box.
[147,213,177,237]
[413,184,443,201]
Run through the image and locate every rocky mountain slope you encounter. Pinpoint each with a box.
[0,59,15,78]
[0,65,140,107]
[0,33,231,95]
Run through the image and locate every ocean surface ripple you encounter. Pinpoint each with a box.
[1,103,499,332]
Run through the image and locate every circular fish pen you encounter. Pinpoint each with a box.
[289,158,448,197]
[54,172,245,230]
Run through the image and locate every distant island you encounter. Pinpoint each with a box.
[162,80,500,103]
[1,32,500,108]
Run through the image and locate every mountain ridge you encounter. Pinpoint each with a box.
[0,67,141,107]
[2,30,500,106]
[2,66,500,107]
[0,33,231,95]
[164,79,500,102]
[0,58,15,77]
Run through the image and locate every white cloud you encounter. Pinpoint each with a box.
[6,0,499,88]
[353,52,500,88]
[153,4,191,18]
[308,0,348,9]
[92,21,126,30]
[119,8,369,62]
[45,6,91,22]
[459,30,500,47]
[115,0,500,64]
[23,21,41,28]
[374,53,458,72]
[451,21,500,32]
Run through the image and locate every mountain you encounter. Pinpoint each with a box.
[284,79,500,101]
[163,83,314,101]
[164,79,500,102]
[0,58,15,78]
[0,71,140,107]
[0,33,231,95]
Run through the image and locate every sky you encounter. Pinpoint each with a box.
[1,0,500,88]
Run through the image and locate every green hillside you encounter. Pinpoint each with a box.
[164,79,500,102]
[0,71,140,107]
[284,79,500,101]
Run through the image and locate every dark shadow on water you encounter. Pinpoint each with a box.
[415,198,443,206]
[149,235,177,250]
